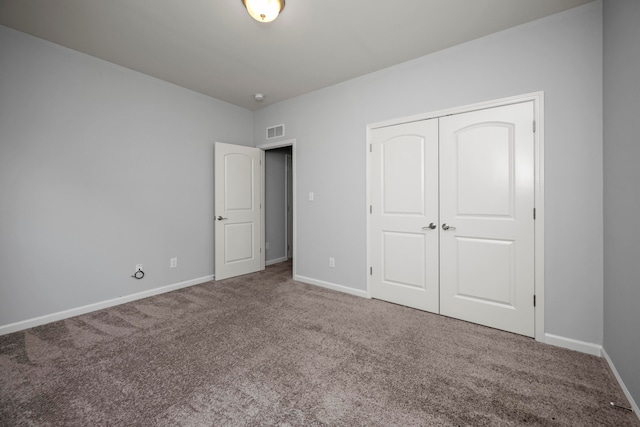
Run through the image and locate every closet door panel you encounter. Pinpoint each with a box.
[439,102,535,337]
[370,119,439,313]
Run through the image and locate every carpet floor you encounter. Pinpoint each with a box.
[1,261,637,426]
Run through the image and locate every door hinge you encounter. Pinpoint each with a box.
[370,267,373,275]
[369,144,372,153]
[533,208,536,220]
[370,205,372,214]
[533,295,536,307]
[533,120,536,133]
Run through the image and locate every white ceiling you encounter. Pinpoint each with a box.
[0,0,594,110]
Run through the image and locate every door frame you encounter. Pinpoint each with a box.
[365,92,545,342]
[285,153,293,260]
[258,139,297,278]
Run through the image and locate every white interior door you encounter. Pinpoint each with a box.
[214,142,262,280]
[370,119,440,313]
[439,102,535,337]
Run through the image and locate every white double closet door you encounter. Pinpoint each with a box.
[370,102,535,337]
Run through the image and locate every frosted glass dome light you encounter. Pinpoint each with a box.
[242,0,285,23]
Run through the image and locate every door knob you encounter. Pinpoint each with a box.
[216,216,228,221]
[442,223,456,230]
[422,223,437,230]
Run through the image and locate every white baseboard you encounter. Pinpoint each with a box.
[544,333,603,356]
[602,348,640,420]
[266,256,288,266]
[294,274,368,299]
[0,274,214,336]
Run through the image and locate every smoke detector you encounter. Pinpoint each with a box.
[254,93,265,102]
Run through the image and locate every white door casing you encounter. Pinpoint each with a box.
[370,119,440,313]
[258,139,298,279]
[439,102,535,337]
[214,142,262,280]
[285,154,293,259]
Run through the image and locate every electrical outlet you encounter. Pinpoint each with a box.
[135,264,143,272]
[329,257,335,268]
[308,192,314,201]
[170,258,177,268]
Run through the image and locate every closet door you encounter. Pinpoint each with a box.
[439,102,535,337]
[370,119,440,313]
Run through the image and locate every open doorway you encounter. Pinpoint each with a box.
[261,140,296,278]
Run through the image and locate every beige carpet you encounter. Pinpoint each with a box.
[1,261,637,426]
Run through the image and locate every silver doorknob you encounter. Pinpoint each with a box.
[216,216,228,221]
[442,223,456,230]
[422,223,437,230]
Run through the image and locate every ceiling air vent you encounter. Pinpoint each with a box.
[266,124,285,140]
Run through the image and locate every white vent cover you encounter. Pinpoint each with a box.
[266,124,285,140]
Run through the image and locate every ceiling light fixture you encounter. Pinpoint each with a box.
[242,0,285,23]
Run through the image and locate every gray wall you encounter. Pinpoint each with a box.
[0,25,253,326]
[603,0,640,409]
[254,2,604,344]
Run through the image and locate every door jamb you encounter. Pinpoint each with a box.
[258,139,297,278]
[365,92,545,343]
[285,153,293,260]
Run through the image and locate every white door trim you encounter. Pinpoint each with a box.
[366,92,545,343]
[285,153,293,260]
[258,139,297,279]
